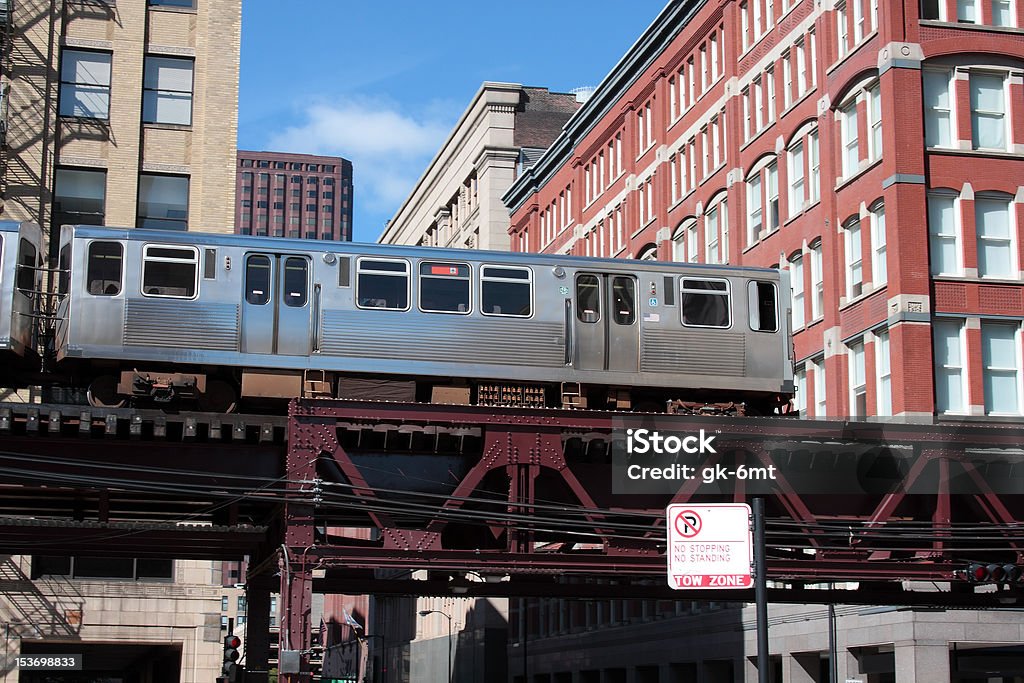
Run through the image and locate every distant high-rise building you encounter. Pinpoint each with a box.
[235,151,353,241]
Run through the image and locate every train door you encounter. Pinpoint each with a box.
[241,253,312,356]
[573,273,639,372]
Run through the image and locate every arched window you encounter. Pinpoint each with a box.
[672,218,697,261]
[705,192,728,264]
[637,243,659,261]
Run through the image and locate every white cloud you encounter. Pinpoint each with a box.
[265,99,454,230]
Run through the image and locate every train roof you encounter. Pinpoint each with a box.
[61,224,781,277]
[0,221,43,240]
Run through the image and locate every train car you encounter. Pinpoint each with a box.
[0,221,44,373]
[53,224,793,413]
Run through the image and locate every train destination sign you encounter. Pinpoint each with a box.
[667,503,753,590]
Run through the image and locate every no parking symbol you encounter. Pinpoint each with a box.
[673,509,702,537]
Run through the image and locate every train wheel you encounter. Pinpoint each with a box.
[87,375,126,408]
[197,379,238,414]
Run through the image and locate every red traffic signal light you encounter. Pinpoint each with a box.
[964,562,1024,584]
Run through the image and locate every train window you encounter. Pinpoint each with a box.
[356,258,409,310]
[86,241,122,296]
[283,257,308,307]
[203,249,217,279]
[141,244,198,298]
[481,265,532,317]
[612,277,636,325]
[58,244,71,295]
[681,278,730,328]
[419,261,470,314]
[748,281,778,332]
[245,255,271,305]
[17,238,36,294]
[576,275,600,323]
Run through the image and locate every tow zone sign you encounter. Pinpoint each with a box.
[667,503,753,590]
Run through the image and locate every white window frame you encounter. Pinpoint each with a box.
[923,69,954,148]
[59,49,112,119]
[845,218,863,299]
[867,82,882,160]
[848,338,867,417]
[870,202,887,285]
[840,100,859,177]
[810,240,824,319]
[934,319,967,414]
[975,195,1016,278]
[928,192,962,276]
[788,141,805,215]
[982,321,1022,415]
[970,71,1008,151]
[875,328,892,415]
[812,357,827,417]
[790,252,805,329]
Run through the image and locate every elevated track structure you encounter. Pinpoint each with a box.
[0,399,1022,682]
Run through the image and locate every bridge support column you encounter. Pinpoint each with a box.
[894,640,950,683]
[244,587,271,683]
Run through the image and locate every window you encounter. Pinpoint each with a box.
[419,262,470,314]
[687,221,699,263]
[577,274,600,323]
[924,70,953,147]
[32,557,172,580]
[283,258,307,307]
[867,83,882,160]
[848,340,867,416]
[808,130,820,202]
[875,329,892,415]
[356,258,409,310]
[845,218,863,298]
[142,56,194,125]
[837,3,849,57]
[840,101,859,177]
[982,322,1021,414]
[970,72,1006,150]
[87,241,122,296]
[812,358,827,416]
[795,366,808,413]
[705,195,728,264]
[59,50,111,119]
[958,0,979,21]
[612,277,636,325]
[138,174,189,230]
[681,278,730,328]
[221,596,228,611]
[16,239,36,294]
[870,203,887,285]
[54,168,106,227]
[934,320,966,413]
[673,218,696,261]
[481,266,532,317]
[992,0,1014,25]
[788,142,805,214]
[149,0,197,7]
[245,255,271,305]
[142,245,198,298]
[766,163,779,232]
[976,196,1014,278]
[748,281,778,332]
[928,193,960,275]
[810,240,824,319]
[790,253,805,329]
[746,173,762,244]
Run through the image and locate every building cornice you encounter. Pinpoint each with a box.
[502,0,706,214]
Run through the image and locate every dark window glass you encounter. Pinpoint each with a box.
[283,257,308,307]
[256,201,268,209]
[681,279,730,328]
[290,203,300,211]
[420,262,470,313]
[135,559,173,579]
[612,277,636,325]
[920,0,941,19]
[17,238,36,294]
[306,204,316,211]
[138,174,189,230]
[291,189,300,197]
[87,241,123,295]
[74,557,134,578]
[142,56,193,125]
[481,266,531,317]
[204,248,216,279]
[748,281,778,332]
[307,164,317,171]
[246,255,270,305]
[357,259,408,309]
[576,274,600,323]
[149,0,196,8]
[324,165,334,172]
[307,190,317,198]
[31,556,71,578]
[324,178,335,186]
[273,202,284,210]
[291,174,301,182]
[241,159,253,168]
[54,168,106,227]
[323,191,334,199]
[142,245,197,298]
[58,244,71,295]
[257,160,269,168]
[59,50,112,119]
[241,200,251,207]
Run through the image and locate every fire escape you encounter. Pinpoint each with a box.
[0,0,12,205]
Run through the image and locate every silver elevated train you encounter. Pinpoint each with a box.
[50,224,793,413]
[0,221,44,370]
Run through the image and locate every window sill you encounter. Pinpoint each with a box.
[635,143,656,163]
[143,122,193,132]
[148,4,197,14]
[926,146,1022,159]
[784,198,820,226]
[834,156,882,192]
[779,87,817,121]
[933,274,1024,285]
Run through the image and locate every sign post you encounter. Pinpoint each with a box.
[666,503,753,589]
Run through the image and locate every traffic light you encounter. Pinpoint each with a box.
[962,562,1024,585]
[223,634,241,681]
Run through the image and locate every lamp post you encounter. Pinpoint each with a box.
[418,609,452,683]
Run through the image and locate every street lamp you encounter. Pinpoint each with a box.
[418,609,452,683]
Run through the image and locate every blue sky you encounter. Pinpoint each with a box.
[237,1,667,243]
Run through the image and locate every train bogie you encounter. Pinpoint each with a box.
[53,225,794,413]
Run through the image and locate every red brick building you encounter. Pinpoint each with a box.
[235,151,353,241]
[504,0,1024,420]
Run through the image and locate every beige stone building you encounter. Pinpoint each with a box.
[378,82,580,250]
[0,2,241,680]
[0,0,241,257]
